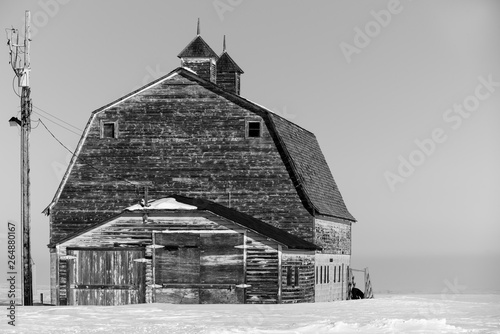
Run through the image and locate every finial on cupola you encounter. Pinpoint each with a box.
[178,18,218,82]
[223,35,226,53]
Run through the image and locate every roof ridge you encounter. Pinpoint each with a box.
[175,68,314,135]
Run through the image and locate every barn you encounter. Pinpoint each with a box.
[44,26,356,305]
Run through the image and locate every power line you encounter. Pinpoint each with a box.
[12,75,21,97]
[31,118,41,130]
[38,119,138,187]
[38,119,75,155]
[32,104,82,132]
[32,111,81,136]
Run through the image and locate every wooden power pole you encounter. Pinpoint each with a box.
[7,10,33,306]
[6,10,33,305]
[21,10,33,306]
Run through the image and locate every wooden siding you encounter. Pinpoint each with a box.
[58,259,67,305]
[181,59,216,83]
[50,73,312,245]
[199,233,244,284]
[216,71,240,95]
[56,211,286,304]
[66,248,145,306]
[314,217,351,255]
[155,233,201,284]
[245,236,280,304]
[50,249,57,305]
[280,251,315,303]
[154,232,245,304]
[57,212,243,249]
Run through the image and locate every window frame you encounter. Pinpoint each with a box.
[100,120,118,139]
[245,119,262,138]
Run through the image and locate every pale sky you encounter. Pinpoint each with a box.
[1,0,499,293]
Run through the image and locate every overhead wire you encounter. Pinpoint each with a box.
[12,75,21,97]
[31,118,41,130]
[32,105,82,132]
[38,119,75,155]
[38,119,138,187]
[7,28,83,135]
[32,111,81,136]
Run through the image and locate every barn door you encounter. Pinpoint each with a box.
[154,232,245,304]
[66,248,145,305]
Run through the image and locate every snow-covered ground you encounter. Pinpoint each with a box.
[1,293,499,333]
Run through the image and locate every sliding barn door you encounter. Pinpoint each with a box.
[66,248,146,305]
[154,232,245,304]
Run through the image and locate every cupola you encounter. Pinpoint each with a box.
[216,35,244,95]
[177,19,218,83]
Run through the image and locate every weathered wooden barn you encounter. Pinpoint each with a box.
[44,29,356,305]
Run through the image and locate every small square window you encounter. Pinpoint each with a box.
[247,121,261,138]
[102,122,116,138]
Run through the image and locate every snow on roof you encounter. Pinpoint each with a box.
[126,198,197,211]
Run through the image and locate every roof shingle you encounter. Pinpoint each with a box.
[267,114,356,221]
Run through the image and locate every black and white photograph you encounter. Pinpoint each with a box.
[1,1,499,333]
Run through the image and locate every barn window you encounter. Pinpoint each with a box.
[316,266,318,284]
[327,266,329,283]
[320,266,323,284]
[294,266,299,286]
[286,266,293,286]
[334,266,336,283]
[101,121,117,139]
[338,265,341,282]
[247,121,261,138]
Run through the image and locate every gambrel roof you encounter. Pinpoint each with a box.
[268,114,355,221]
[44,67,355,222]
[49,196,320,251]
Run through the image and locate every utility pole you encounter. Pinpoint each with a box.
[7,10,33,306]
[21,10,33,307]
